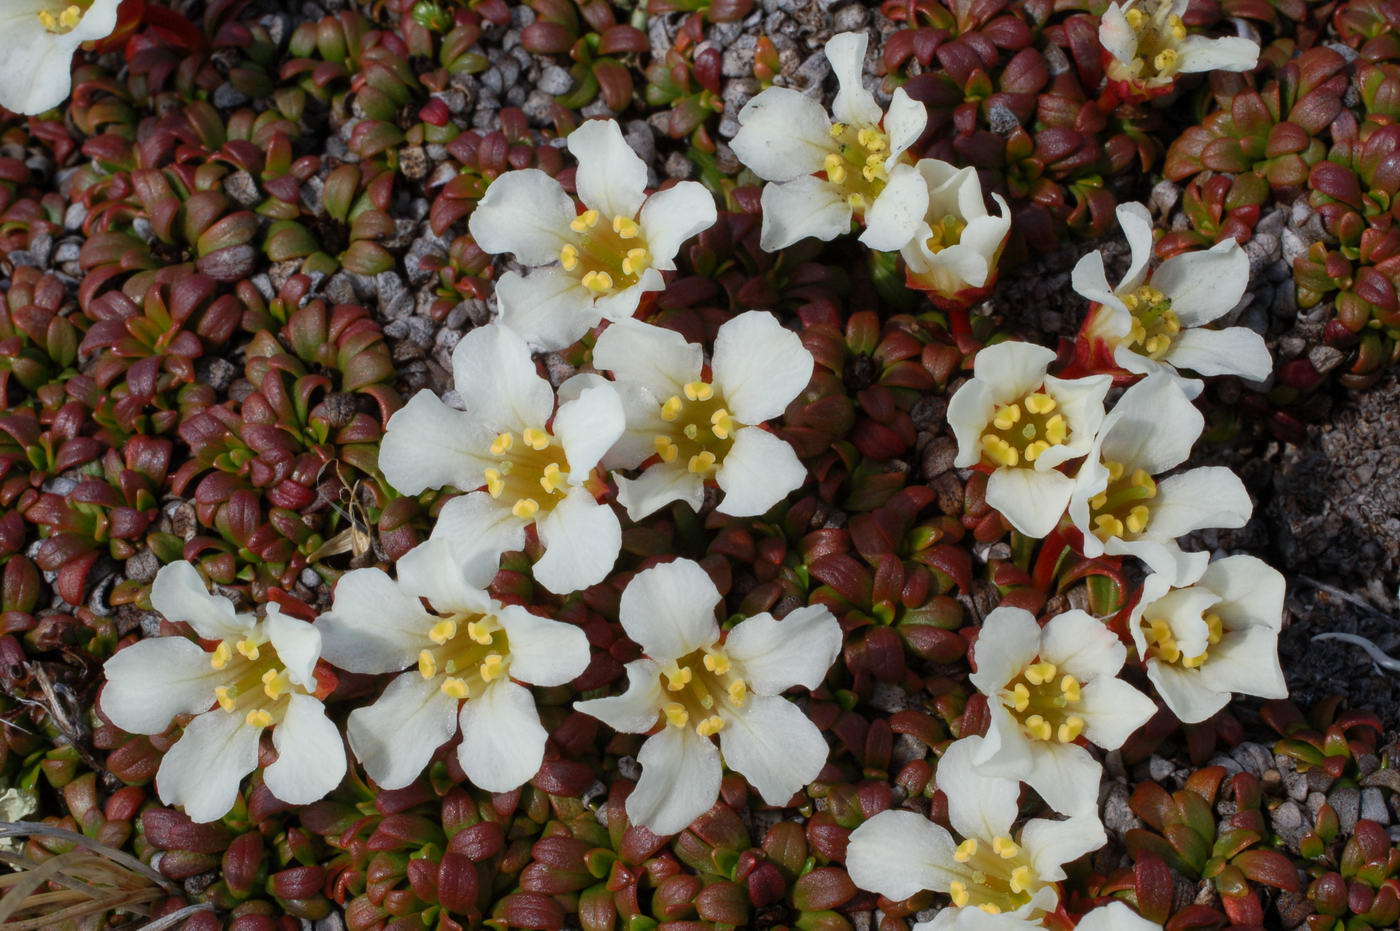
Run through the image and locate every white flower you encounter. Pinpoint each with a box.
[1075,902,1163,930]
[378,323,625,594]
[315,545,590,792]
[900,161,1011,305]
[1072,202,1271,397]
[0,1,120,115]
[468,119,717,351]
[730,31,929,253]
[1069,372,1253,586]
[968,608,1156,817]
[916,901,1161,930]
[1129,556,1287,724]
[1099,0,1258,96]
[592,312,812,520]
[948,341,1111,539]
[845,735,1105,921]
[99,561,344,823]
[573,558,841,836]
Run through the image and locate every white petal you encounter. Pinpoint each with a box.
[1147,661,1229,725]
[593,318,702,399]
[151,560,250,641]
[100,637,221,735]
[554,381,625,480]
[628,725,723,835]
[1037,374,1111,470]
[1177,35,1260,73]
[264,694,345,804]
[317,568,431,674]
[846,810,958,900]
[974,706,1036,783]
[1097,373,1203,475]
[1038,610,1126,682]
[616,464,707,521]
[1021,740,1104,818]
[1076,902,1164,931]
[347,671,460,789]
[715,427,807,517]
[922,161,988,224]
[494,269,598,353]
[497,604,591,686]
[156,711,261,823]
[1114,201,1155,293]
[568,118,648,219]
[713,311,814,423]
[1147,467,1252,539]
[948,379,996,469]
[968,608,1041,695]
[1070,249,1122,310]
[575,659,662,733]
[425,491,528,589]
[1107,536,1209,589]
[731,87,836,181]
[938,734,1020,841]
[452,324,555,432]
[971,341,1056,402]
[606,380,672,471]
[883,87,928,162]
[1198,625,1287,702]
[985,467,1075,540]
[263,604,321,689]
[1098,4,1139,67]
[640,182,718,269]
[826,31,881,126]
[1199,554,1285,630]
[860,163,931,252]
[396,537,496,617]
[725,604,842,694]
[467,169,575,265]
[1163,327,1273,382]
[720,694,829,804]
[532,488,621,593]
[759,176,852,252]
[0,0,119,116]
[1153,238,1249,326]
[619,558,721,662]
[1078,677,1157,749]
[457,679,549,792]
[1019,814,1106,882]
[593,270,661,323]
[379,390,494,495]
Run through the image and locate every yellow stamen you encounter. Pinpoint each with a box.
[992,835,1019,858]
[570,209,599,232]
[823,152,847,185]
[1043,414,1067,445]
[688,451,717,473]
[246,709,274,728]
[215,686,236,712]
[612,215,640,239]
[1023,393,1056,415]
[418,649,438,678]
[710,409,736,440]
[727,679,747,705]
[521,427,550,450]
[466,619,495,644]
[621,247,649,275]
[582,270,613,292]
[1009,865,1035,894]
[429,619,458,645]
[702,650,730,675]
[491,432,514,455]
[993,404,1022,431]
[1060,674,1082,703]
[953,838,979,862]
[1058,716,1084,743]
[696,715,725,737]
[210,641,232,670]
[559,244,579,271]
[660,396,683,422]
[512,498,539,519]
[484,468,505,498]
[441,677,469,699]
[683,381,714,402]
[540,462,568,494]
[261,668,288,700]
[236,638,261,661]
[664,702,689,727]
[480,653,506,682]
[654,435,679,463]
[663,663,693,691]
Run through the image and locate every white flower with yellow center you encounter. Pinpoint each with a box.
[846,736,1105,921]
[468,119,716,351]
[0,0,119,115]
[1073,204,1270,398]
[917,900,1162,930]
[592,313,813,520]
[573,559,841,836]
[1129,556,1286,724]
[900,160,1012,305]
[378,323,625,594]
[315,544,590,792]
[731,31,930,253]
[968,608,1156,817]
[1100,0,1258,96]
[1069,373,1253,587]
[948,341,1111,539]
[98,561,345,824]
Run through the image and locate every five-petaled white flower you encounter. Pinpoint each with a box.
[593,312,812,520]
[1129,556,1287,724]
[99,561,345,823]
[378,323,625,594]
[731,31,929,253]
[573,558,841,836]
[315,542,591,792]
[1099,0,1258,97]
[968,608,1157,817]
[468,118,717,351]
[845,735,1106,921]
[918,899,1162,930]
[900,160,1012,306]
[0,0,120,115]
[1069,372,1253,587]
[948,341,1111,539]
[1072,202,1271,397]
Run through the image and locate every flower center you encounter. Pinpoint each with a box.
[207,633,301,728]
[1088,460,1158,541]
[1142,611,1223,668]
[999,661,1086,744]
[924,215,967,254]
[37,1,89,34]
[979,390,1070,469]
[1121,285,1180,359]
[482,428,572,520]
[415,612,512,699]
[947,834,1044,916]
[1110,0,1189,84]
[653,380,737,477]
[824,123,900,214]
[558,209,651,296]
[656,645,750,738]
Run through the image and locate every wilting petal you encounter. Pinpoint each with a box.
[1176,35,1260,73]
[1147,467,1253,540]
[1098,3,1139,66]
[1021,740,1104,817]
[731,87,835,181]
[157,711,261,823]
[1198,624,1287,702]
[726,605,842,694]
[713,310,814,424]
[759,176,851,252]
[574,659,662,733]
[628,725,723,835]
[1199,554,1285,630]
[457,679,549,792]
[1147,660,1229,726]
[971,341,1056,403]
[532,488,621,594]
[317,568,432,674]
[568,118,649,220]
[379,390,494,495]
[264,694,345,804]
[151,560,251,641]
[720,695,829,805]
[846,809,959,900]
[494,268,598,352]
[347,672,459,789]
[467,169,575,265]
[640,181,718,268]
[883,87,927,162]
[1115,201,1155,293]
[619,558,722,662]
[1097,373,1204,476]
[101,637,221,735]
[715,427,806,518]
[497,605,590,686]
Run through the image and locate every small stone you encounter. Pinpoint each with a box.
[617,755,641,781]
[1362,787,1390,825]
[832,3,870,30]
[1150,180,1181,218]
[213,82,250,109]
[1308,345,1345,376]
[1101,782,1142,835]
[538,64,573,95]
[986,102,1021,135]
[223,169,261,207]
[399,145,430,180]
[664,151,694,180]
[722,34,758,78]
[124,550,161,585]
[1330,785,1361,832]
[196,356,240,393]
[1148,755,1176,783]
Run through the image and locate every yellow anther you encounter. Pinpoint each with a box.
[215,686,236,712]
[727,679,748,705]
[865,152,884,167]
[696,715,725,737]
[1023,440,1051,463]
[861,161,887,183]
[37,9,58,29]
[540,462,568,494]
[664,663,693,691]
[1024,714,1053,741]
[688,451,717,473]
[654,435,679,463]
[491,432,514,455]
[949,881,970,908]
[664,702,689,728]
[980,435,1019,468]
[621,247,649,275]
[210,641,232,670]
[1181,652,1207,668]
[1124,7,1146,27]
[1131,468,1157,495]
[660,397,685,423]
[1024,392,1056,415]
[847,193,867,211]
[512,498,540,519]
[480,653,506,682]
[246,709,274,728]
[261,668,288,700]
[829,122,847,138]
[1105,460,1126,482]
[1043,414,1068,445]
[61,5,82,26]
[441,677,469,699]
[1089,493,1109,510]
[1008,682,1030,712]
[702,650,731,675]
[710,409,736,440]
[823,153,847,185]
[1206,613,1223,643]
[612,215,640,239]
[1125,505,1151,535]
[683,381,714,402]
[856,127,881,149]
[992,835,1019,858]
[466,619,495,644]
[1058,716,1085,743]
[992,404,1022,431]
[1154,48,1179,72]
[521,427,550,450]
[559,244,579,272]
[1094,514,1125,540]
[236,638,261,661]
[429,619,458,645]
[1008,865,1035,894]
[418,649,438,678]
[570,209,599,232]
[980,904,1002,915]
[484,468,505,498]
[582,270,613,292]
[953,838,979,862]
[1060,675,1082,703]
